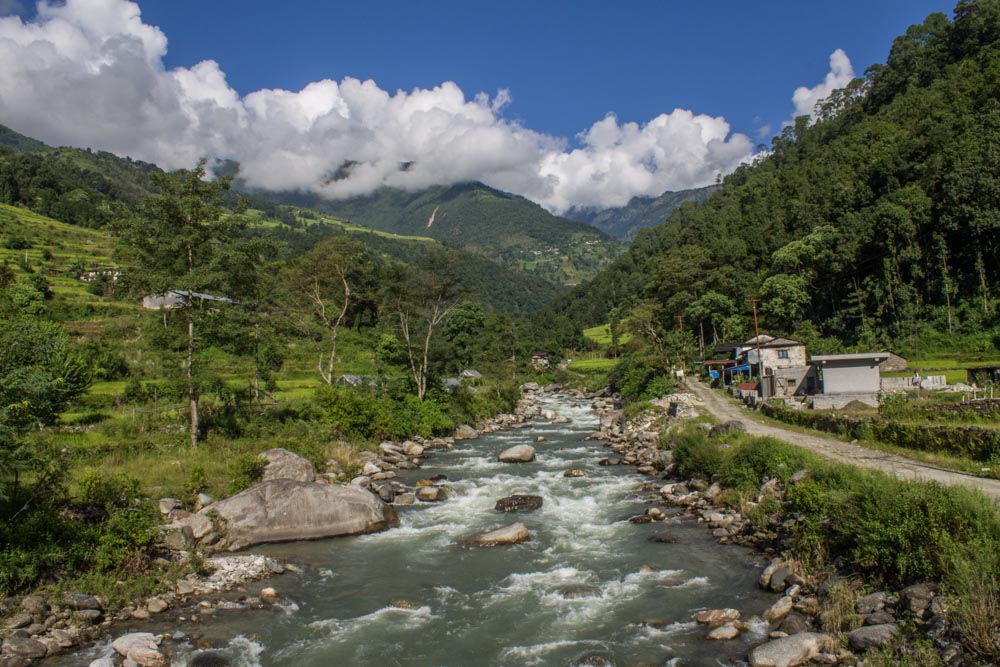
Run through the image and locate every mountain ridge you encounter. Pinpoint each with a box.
[251,180,624,287]
[563,185,719,241]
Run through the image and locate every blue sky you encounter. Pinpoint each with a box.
[0,0,954,211]
[138,0,951,143]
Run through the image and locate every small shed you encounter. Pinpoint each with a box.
[879,352,908,373]
[142,290,238,310]
[712,342,740,360]
[966,365,1000,386]
[810,353,890,394]
[336,374,364,387]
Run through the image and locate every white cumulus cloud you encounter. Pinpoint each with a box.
[791,48,856,121]
[0,0,755,213]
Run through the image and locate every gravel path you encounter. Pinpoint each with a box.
[686,377,1000,504]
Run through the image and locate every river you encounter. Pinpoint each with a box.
[69,393,778,666]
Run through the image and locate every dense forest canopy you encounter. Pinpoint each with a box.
[552,0,1000,358]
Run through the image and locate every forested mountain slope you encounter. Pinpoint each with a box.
[553,0,1000,356]
[0,127,558,313]
[257,182,624,286]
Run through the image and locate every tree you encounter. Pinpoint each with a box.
[760,274,811,331]
[0,318,90,503]
[114,161,261,447]
[384,254,464,399]
[282,237,364,386]
[444,302,486,369]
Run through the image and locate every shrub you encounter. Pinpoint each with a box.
[748,495,782,532]
[0,547,41,595]
[672,427,723,479]
[943,539,1000,661]
[608,357,674,402]
[121,376,147,404]
[227,454,266,495]
[91,507,157,574]
[77,471,140,513]
[185,465,208,502]
[671,429,1000,594]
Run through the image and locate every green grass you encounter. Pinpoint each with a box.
[885,369,969,384]
[0,203,119,307]
[583,324,632,346]
[568,357,616,370]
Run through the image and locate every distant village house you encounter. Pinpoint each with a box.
[142,290,239,310]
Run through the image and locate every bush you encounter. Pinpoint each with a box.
[0,547,41,595]
[748,495,782,532]
[185,465,208,502]
[672,428,723,479]
[608,357,675,402]
[77,471,140,513]
[943,539,1000,661]
[227,454,266,495]
[121,376,147,404]
[761,403,1000,462]
[671,429,1000,590]
[314,386,459,441]
[91,507,157,574]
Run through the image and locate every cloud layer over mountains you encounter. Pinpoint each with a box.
[0,0,850,213]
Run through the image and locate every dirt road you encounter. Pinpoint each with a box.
[685,377,1000,504]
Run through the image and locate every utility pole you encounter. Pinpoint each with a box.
[677,315,686,376]
[750,299,765,399]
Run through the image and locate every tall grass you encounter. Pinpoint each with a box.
[669,427,1000,659]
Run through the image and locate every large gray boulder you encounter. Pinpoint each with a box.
[260,448,315,483]
[848,624,899,651]
[465,523,531,547]
[201,480,398,550]
[111,633,167,667]
[748,633,834,667]
[498,445,536,462]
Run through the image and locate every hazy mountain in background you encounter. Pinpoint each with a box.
[565,185,719,241]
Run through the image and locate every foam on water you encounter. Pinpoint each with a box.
[279,605,438,662]
[500,638,613,666]
[41,395,774,667]
[175,635,266,667]
[308,603,437,637]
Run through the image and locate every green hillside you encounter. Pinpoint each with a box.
[255,181,624,286]
[565,185,719,241]
[0,125,163,227]
[552,1,1000,359]
[253,209,560,314]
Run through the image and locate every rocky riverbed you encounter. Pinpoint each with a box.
[4,382,970,666]
[591,384,975,667]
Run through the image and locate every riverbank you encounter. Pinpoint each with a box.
[33,384,782,666]
[593,382,1000,665]
[13,380,994,666]
[0,382,601,666]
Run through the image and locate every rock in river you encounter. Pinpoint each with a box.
[466,522,531,547]
[498,445,536,463]
[494,494,543,512]
[201,479,399,550]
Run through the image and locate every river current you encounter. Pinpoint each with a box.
[70,393,778,666]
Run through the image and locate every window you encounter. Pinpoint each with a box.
[778,350,789,359]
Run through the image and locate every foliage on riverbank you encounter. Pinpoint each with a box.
[670,427,1000,659]
[760,401,1000,466]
